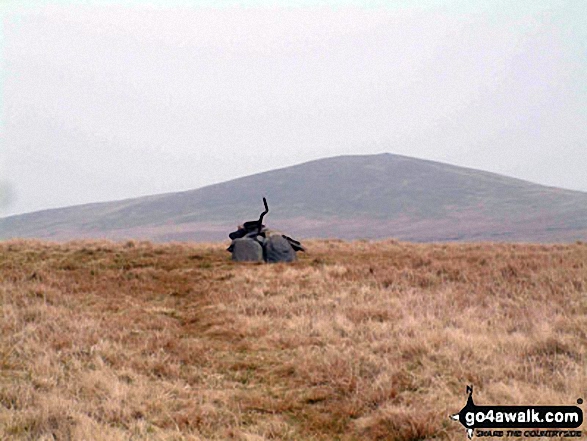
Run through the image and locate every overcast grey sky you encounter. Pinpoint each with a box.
[1,0,586,216]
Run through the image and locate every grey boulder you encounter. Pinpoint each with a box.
[264,235,296,263]
[231,238,264,262]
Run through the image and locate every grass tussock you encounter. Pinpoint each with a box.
[0,239,586,440]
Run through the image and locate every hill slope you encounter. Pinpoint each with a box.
[1,153,586,242]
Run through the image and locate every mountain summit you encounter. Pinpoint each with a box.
[2,154,586,242]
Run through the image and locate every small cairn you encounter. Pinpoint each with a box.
[227,198,305,263]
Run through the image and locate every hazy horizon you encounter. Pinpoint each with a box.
[2,0,586,217]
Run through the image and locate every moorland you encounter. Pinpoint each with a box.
[1,239,585,440]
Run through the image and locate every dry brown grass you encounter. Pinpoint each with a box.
[0,239,585,440]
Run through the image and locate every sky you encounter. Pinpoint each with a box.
[1,0,586,216]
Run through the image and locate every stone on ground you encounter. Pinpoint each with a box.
[265,235,296,263]
[231,238,263,262]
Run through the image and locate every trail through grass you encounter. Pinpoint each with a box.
[1,239,585,440]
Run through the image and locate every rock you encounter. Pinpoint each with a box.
[226,198,304,263]
[231,238,263,262]
[264,230,305,252]
[264,235,296,263]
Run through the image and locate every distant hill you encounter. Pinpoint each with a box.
[1,153,586,242]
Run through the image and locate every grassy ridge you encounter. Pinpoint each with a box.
[0,240,586,440]
[3,154,587,242]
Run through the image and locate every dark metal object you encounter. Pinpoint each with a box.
[258,197,269,234]
[282,234,305,252]
[227,197,305,261]
[228,197,269,240]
